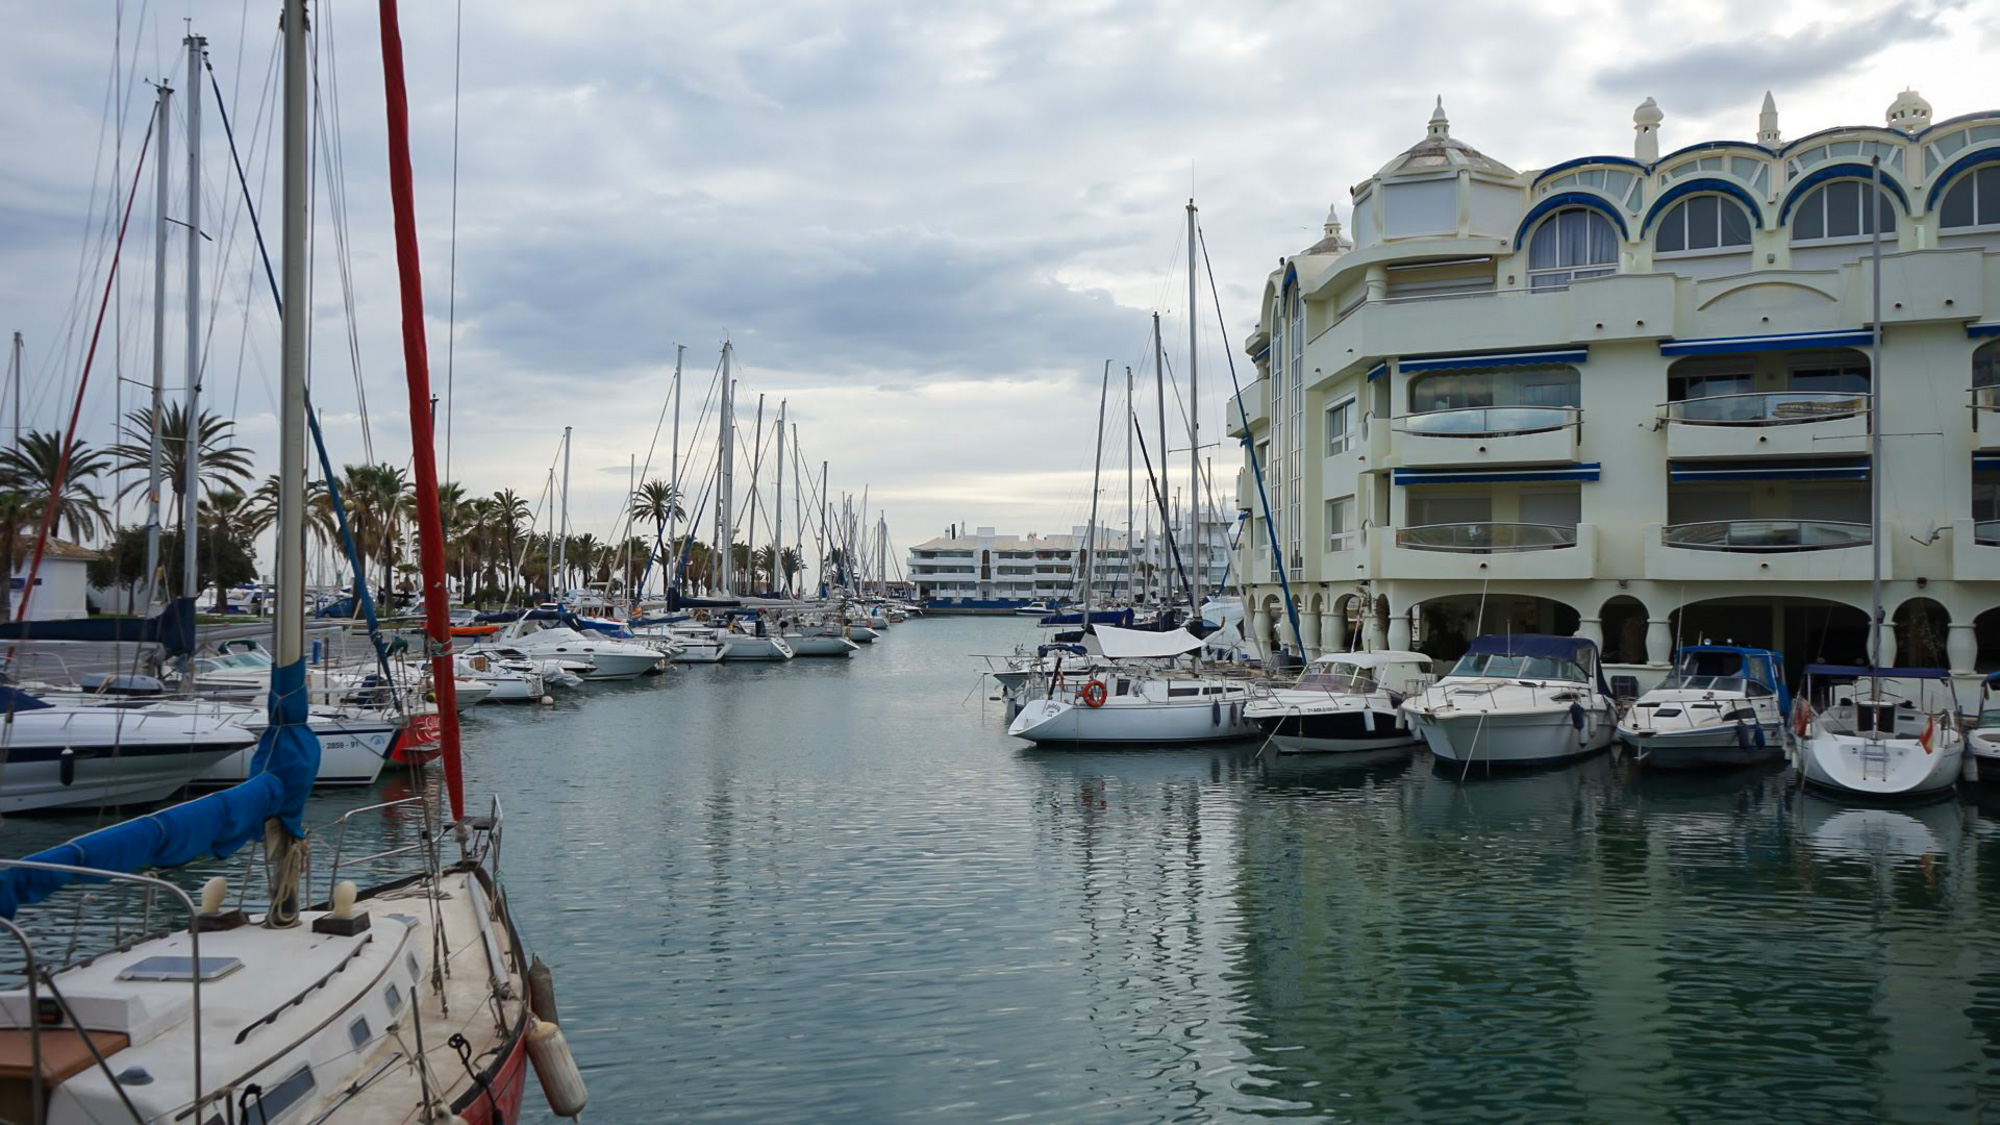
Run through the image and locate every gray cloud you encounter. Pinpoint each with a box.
[1593,6,1954,113]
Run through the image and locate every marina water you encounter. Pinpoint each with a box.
[9,616,2000,1121]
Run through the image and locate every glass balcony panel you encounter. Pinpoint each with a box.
[1664,391,1868,425]
[1397,406,1579,437]
[1395,522,1578,553]
[1660,519,1871,551]
[1976,520,2000,546]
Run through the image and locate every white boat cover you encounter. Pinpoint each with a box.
[1309,650,1429,670]
[1095,625,1204,661]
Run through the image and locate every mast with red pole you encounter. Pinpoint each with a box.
[376,0,464,820]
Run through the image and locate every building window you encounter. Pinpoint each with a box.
[1326,398,1356,456]
[1976,468,2000,524]
[1409,365,1579,414]
[1790,180,1896,242]
[1527,208,1618,290]
[1326,496,1356,551]
[1940,166,2000,230]
[1656,195,1753,254]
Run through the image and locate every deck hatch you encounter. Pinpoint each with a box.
[117,956,244,982]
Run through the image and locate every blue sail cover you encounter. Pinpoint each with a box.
[0,658,320,918]
[1037,609,1134,627]
[0,598,198,657]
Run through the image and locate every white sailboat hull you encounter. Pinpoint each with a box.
[1796,730,1963,798]
[196,717,395,788]
[1007,696,1259,744]
[786,633,859,657]
[720,635,794,661]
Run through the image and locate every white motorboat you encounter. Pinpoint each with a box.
[451,650,545,702]
[1619,645,1788,769]
[1006,626,1260,744]
[198,705,398,787]
[0,688,255,813]
[1245,651,1430,754]
[493,617,662,680]
[629,623,730,663]
[1401,635,1618,770]
[1793,665,1964,799]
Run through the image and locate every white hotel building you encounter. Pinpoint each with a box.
[1231,91,2000,684]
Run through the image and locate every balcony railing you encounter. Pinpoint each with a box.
[1661,391,1868,426]
[1395,405,1580,438]
[1661,519,1871,552]
[1395,522,1578,553]
[1976,520,2000,546]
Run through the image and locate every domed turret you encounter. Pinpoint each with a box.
[1301,203,1353,256]
[1886,88,1931,134]
[1634,97,1663,163]
[1375,97,1516,178]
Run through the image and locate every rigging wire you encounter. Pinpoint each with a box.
[444,0,464,482]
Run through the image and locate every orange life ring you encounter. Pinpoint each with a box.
[1078,681,1108,708]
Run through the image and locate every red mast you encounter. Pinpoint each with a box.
[377,0,464,819]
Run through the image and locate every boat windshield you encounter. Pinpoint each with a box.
[206,651,272,671]
[1979,708,2000,730]
[1448,652,1586,682]
[1656,674,1771,696]
[1295,663,1377,693]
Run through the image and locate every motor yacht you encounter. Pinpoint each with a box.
[1619,646,1787,769]
[1401,635,1618,770]
[1245,651,1430,754]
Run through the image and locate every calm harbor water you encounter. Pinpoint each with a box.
[8,615,2000,1122]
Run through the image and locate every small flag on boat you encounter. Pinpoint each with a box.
[1792,699,1813,737]
[1919,714,1936,754]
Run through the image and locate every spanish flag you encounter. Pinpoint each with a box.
[1919,714,1936,754]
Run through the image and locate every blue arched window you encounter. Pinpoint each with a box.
[1790,180,1896,242]
[1655,195,1753,254]
[1940,166,2000,230]
[1528,208,1618,290]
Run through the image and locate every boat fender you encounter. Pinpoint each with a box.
[527,955,561,1023]
[1734,722,1752,752]
[59,747,75,787]
[528,1016,590,1118]
[1568,702,1585,732]
[1212,699,1222,727]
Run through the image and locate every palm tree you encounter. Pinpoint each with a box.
[490,489,531,603]
[0,430,113,543]
[198,488,265,611]
[108,404,254,526]
[340,463,409,599]
[778,546,802,592]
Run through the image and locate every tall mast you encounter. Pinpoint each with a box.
[143,84,171,612]
[1868,156,1885,704]
[556,425,571,601]
[7,332,17,448]
[717,343,734,597]
[819,460,828,595]
[748,393,765,592]
[1081,360,1109,623]
[379,0,466,818]
[273,6,305,675]
[669,343,684,515]
[1152,311,1171,608]
[1124,364,1133,603]
[181,33,206,605]
[1186,198,1201,619]
[775,399,785,596]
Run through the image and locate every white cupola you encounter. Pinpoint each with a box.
[1634,97,1663,163]
[1757,91,1781,147]
[1428,96,1450,139]
[1886,88,1932,134]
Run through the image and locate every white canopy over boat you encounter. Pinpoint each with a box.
[1094,625,1204,661]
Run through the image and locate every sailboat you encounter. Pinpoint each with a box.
[1792,158,1965,799]
[0,5,584,1121]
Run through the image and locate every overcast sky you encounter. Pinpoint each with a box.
[2,0,1992,568]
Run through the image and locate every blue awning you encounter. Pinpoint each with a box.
[1669,457,1869,482]
[1366,362,1389,383]
[1659,329,1874,356]
[1969,322,2000,339]
[1975,453,2000,472]
[1393,464,1600,485]
[1398,348,1588,375]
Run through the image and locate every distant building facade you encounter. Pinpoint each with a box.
[1231,91,2000,683]
[11,539,101,620]
[909,526,1134,612]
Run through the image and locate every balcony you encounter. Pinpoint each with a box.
[1660,392,1869,460]
[1393,406,1581,468]
[1644,519,1885,581]
[1226,378,1268,438]
[1375,522,1597,580]
[1952,518,2000,581]
[1973,387,2000,452]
